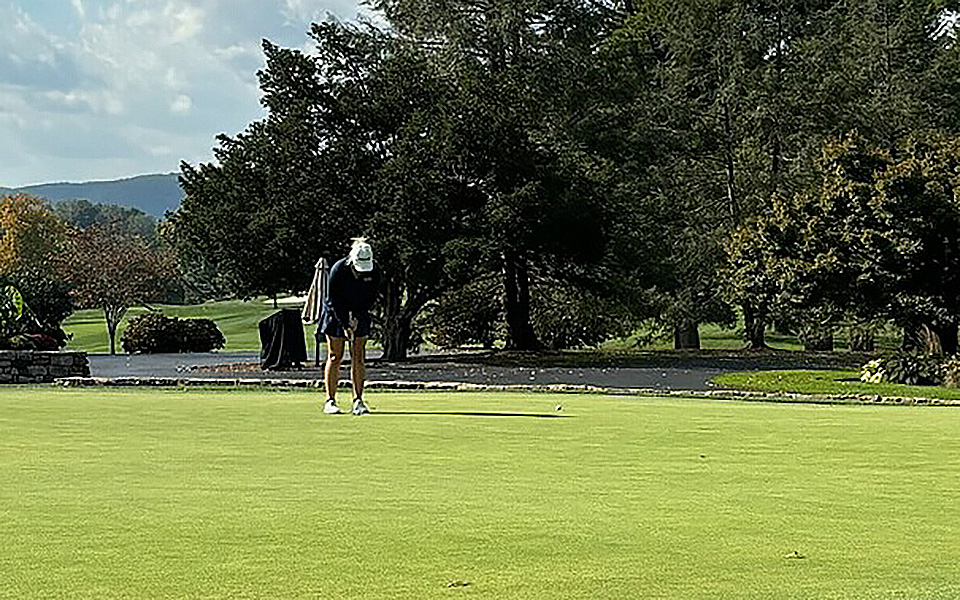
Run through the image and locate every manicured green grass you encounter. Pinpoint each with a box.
[604,323,800,351]
[606,322,903,352]
[3,388,960,598]
[63,297,904,357]
[62,299,318,353]
[715,369,960,401]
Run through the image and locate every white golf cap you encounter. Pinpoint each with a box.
[349,240,374,272]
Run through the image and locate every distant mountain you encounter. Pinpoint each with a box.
[2,173,183,217]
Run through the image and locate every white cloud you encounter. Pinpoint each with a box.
[71,0,86,20]
[170,94,193,114]
[0,0,364,187]
[40,89,124,115]
[166,3,204,40]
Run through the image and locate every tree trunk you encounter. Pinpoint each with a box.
[380,275,409,362]
[901,320,922,351]
[928,322,959,356]
[503,250,540,350]
[848,325,875,352]
[673,319,701,350]
[381,315,412,362]
[722,101,741,223]
[742,301,767,349]
[103,304,127,355]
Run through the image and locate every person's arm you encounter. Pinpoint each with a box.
[328,261,352,331]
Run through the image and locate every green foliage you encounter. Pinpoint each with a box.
[860,358,886,384]
[171,0,960,356]
[0,269,73,329]
[424,277,501,349]
[58,223,178,354]
[722,132,960,354]
[120,312,225,354]
[715,368,960,401]
[53,199,157,239]
[0,284,23,334]
[860,353,944,386]
[941,356,960,388]
[530,281,636,351]
[0,282,68,350]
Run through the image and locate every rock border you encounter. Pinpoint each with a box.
[1,351,89,384]
[53,376,960,407]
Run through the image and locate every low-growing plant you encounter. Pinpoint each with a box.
[860,358,885,383]
[121,312,225,354]
[861,352,943,386]
[941,356,960,388]
[0,284,67,350]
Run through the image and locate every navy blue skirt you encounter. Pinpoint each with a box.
[319,307,371,339]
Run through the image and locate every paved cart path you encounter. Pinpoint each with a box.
[87,351,730,392]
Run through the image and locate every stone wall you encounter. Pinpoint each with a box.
[0,351,90,384]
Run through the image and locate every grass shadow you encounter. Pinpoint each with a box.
[370,411,569,419]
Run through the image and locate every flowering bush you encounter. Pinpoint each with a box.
[860,358,885,383]
[860,353,943,386]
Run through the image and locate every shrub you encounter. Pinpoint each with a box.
[881,353,943,386]
[860,358,885,383]
[0,269,73,329]
[178,318,226,353]
[424,278,501,349]
[860,352,943,386]
[941,356,960,388]
[531,283,634,351]
[121,313,225,354]
[0,283,68,349]
[848,324,877,352]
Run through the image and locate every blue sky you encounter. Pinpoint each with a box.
[0,0,363,187]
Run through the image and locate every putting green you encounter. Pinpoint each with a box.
[1,388,959,598]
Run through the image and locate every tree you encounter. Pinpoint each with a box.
[375,0,638,350]
[0,194,66,275]
[723,133,960,355]
[175,23,475,360]
[58,224,175,355]
[53,199,157,239]
[596,0,800,348]
[0,194,73,335]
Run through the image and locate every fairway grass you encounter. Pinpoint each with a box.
[715,369,960,402]
[2,389,960,598]
[62,299,319,353]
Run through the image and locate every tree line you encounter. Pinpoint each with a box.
[173,0,960,360]
[0,196,173,354]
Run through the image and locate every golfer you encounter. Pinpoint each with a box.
[320,238,381,415]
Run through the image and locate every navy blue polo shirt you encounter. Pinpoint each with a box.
[320,257,381,337]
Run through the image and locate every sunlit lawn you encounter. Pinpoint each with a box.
[2,388,959,598]
[63,297,904,355]
[715,369,960,402]
[62,298,317,353]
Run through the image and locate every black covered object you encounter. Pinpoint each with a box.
[258,309,307,370]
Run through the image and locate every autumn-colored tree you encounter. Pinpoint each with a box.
[0,193,67,274]
[58,224,175,354]
[0,194,73,334]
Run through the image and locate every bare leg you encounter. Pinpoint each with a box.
[324,336,345,402]
[350,336,367,400]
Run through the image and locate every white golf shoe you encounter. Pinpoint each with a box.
[322,399,343,414]
[352,398,370,415]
